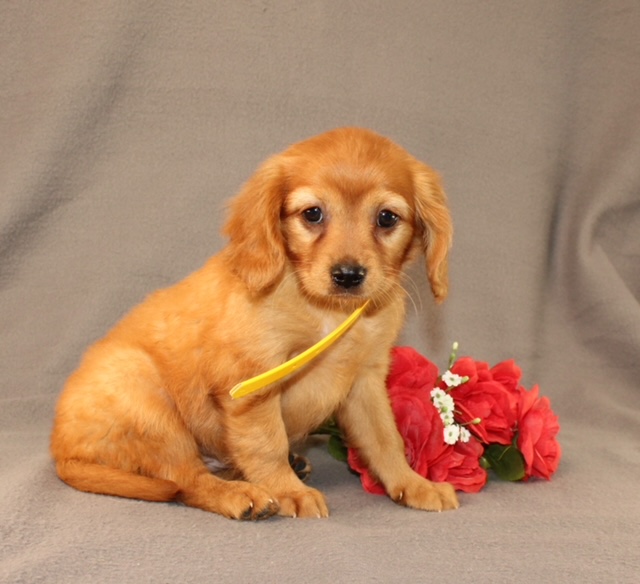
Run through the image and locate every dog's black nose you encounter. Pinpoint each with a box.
[331,264,367,289]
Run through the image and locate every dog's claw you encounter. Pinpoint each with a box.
[239,498,279,521]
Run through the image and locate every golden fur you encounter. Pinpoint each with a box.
[50,127,457,519]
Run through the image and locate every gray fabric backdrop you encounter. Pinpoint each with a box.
[2,2,639,582]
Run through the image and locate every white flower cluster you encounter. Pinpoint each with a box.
[431,371,471,445]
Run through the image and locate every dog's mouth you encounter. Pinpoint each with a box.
[325,288,370,314]
[291,261,375,309]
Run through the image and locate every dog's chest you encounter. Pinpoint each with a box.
[319,316,337,339]
[279,315,379,439]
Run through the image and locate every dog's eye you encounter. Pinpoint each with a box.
[377,209,399,229]
[303,207,324,224]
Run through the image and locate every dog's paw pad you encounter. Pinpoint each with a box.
[288,452,312,482]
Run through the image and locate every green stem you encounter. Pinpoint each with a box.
[448,341,459,369]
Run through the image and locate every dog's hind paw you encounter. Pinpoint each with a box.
[288,452,312,482]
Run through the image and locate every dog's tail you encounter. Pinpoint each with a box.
[55,459,180,502]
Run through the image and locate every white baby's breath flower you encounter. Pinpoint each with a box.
[438,393,455,414]
[431,382,470,444]
[430,388,447,401]
[442,370,464,388]
[443,424,461,445]
[432,388,456,428]
[440,411,455,426]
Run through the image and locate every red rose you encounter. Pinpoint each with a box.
[448,357,520,445]
[387,344,440,391]
[426,434,487,493]
[490,359,524,393]
[516,384,562,480]
[347,347,487,494]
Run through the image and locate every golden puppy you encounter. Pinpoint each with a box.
[50,127,457,519]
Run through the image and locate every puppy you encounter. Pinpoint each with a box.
[50,127,457,519]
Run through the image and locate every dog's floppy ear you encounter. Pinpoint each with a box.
[411,162,453,303]
[222,157,287,293]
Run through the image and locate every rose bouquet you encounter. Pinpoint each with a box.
[318,344,561,495]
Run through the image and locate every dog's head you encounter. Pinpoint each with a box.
[223,128,452,307]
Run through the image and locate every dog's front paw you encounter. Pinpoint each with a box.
[275,486,329,518]
[389,476,459,512]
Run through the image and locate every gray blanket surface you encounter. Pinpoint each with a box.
[2,2,639,583]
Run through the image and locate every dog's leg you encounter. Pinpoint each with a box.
[337,365,459,512]
[52,345,279,520]
[175,468,279,520]
[226,395,328,518]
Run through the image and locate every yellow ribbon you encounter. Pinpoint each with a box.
[229,301,369,399]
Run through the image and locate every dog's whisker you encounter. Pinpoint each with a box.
[399,274,422,317]
[391,284,413,321]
